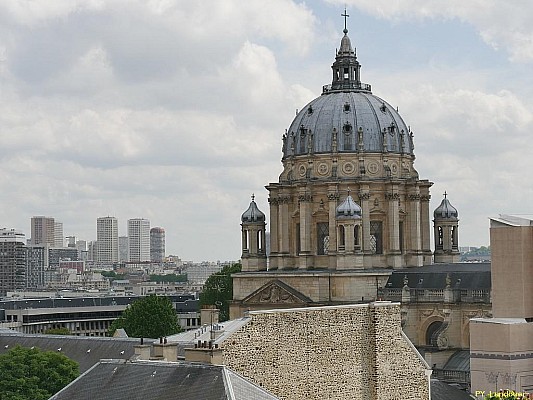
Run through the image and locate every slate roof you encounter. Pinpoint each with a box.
[443,350,470,372]
[50,359,279,400]
[430,379,474,400]
[0,294,196,312]
[385,262,491,290]
[0,331,139,372]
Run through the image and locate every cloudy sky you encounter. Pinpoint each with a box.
[1,1,532,261]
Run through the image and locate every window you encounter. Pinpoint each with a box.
[354,225,360,250]
[343,68,349,80]
[317,223,329,255]
[296,223,301,254]
[399,221,404,253]
[437,226,443,250]
[426,321,443,346]
[338,226,345,250]
[299,126,307,154]
[451,226,458,250]
[370,221,383,254]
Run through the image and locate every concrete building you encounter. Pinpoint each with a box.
[470,215,533,395]
[118,235,128,262]
[30,216,56,246]
[96,216,118,264]
[54,221,64,247]
[0,229,27,295]
[0,294,198,336]
[150,227,165,262]
[128,218,150,262]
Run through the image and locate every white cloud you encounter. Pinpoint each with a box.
[0,1,532,259]
[334,0,533,62]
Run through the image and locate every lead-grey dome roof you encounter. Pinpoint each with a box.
[336,194,362,219]
[434,194,458,220]
[241,195,266,223]
[282,29,414,159]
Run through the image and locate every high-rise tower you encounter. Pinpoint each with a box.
[30,216,56,246]
[128,218,150,262]
[96,216,118,264]
[150,227,165,263]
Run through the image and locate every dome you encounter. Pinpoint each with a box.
[281,29,413,159]
[434,194,458,220]
[241,195,266,223]
[336,194,362,219]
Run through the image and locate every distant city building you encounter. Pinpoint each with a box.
[96,217,118,264]
[118,236,129,262]
[30,216,56,246]
[66,236,77,248]
[54,221,64,247]
[150,227,165,262]
[0,229,27,295]
[128,218,150,262]
[48,247,79,268]
[26,245,47,290]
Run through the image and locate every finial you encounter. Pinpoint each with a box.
[443,191,447,199]
[341,7,349,34]
[251,193,255,202]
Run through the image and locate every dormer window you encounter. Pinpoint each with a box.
[308,106,313,115]
[343,123,352,135]
[344,103,350,112]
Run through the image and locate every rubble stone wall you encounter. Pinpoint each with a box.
[222,303,430,400]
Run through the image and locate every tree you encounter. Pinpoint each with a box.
[199,263,242,322]
[0,345,79,400]
[107,295,182,338]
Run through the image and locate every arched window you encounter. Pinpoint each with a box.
[343,123,353,151]
[354,225,359,250]
[339,226,345,250]
[437,226,443,250]
[243,230,249,252]
[426,321,443,346]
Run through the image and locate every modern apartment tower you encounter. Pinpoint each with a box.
[128,218,150,262]
[0,229,27,295]
[118,236,129,262]
[96,217,119,264]
[30,216,56,246]
[150,227,165,262]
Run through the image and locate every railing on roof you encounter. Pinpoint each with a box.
[432,369,470,385]
[381,288,490,303]
[322,82,372,94]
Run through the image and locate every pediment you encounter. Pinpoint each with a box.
[242,280,312,305]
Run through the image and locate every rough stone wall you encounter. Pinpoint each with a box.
[222,303,429,400]
[372,304,430,400]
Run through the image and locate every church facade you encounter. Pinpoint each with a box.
[231,23,461,319]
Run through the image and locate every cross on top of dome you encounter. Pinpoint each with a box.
[341,7,349,34]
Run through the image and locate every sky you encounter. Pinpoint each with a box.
[1,0,532,262]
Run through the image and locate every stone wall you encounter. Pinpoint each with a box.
[222,303,430,400]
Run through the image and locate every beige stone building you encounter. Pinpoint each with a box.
[232,24,462,319]
[470,215,533,395]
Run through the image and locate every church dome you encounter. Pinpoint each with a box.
[434,193,458,220]
[336,194,362,219]
[241,195,266,223]
[282,29,413,159]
